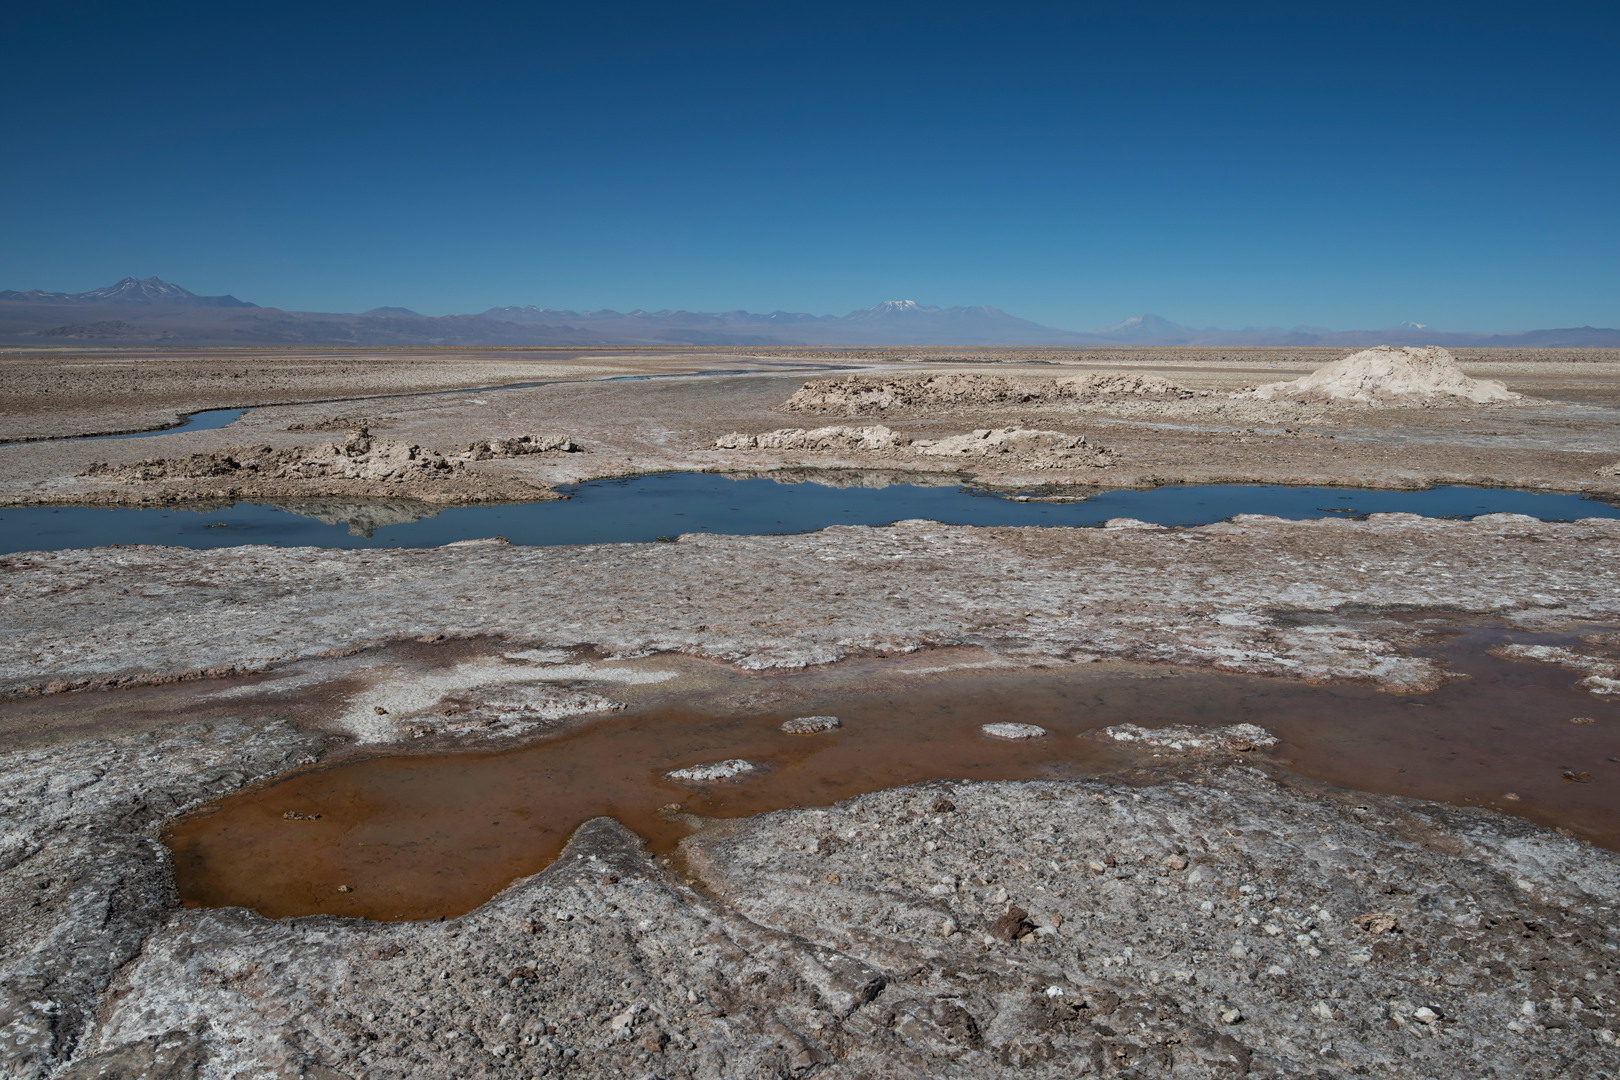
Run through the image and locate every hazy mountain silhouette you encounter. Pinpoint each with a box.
[0,276,254,307]
[1,280,1616,347]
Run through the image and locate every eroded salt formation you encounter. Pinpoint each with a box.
[462,433,582,459]
[783,372,1197,414]
[1247,345,1523,406]
[714,425,910,451]
[81,428,465,484]
[714,425,1116,467]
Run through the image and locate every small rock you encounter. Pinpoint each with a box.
[1354,912,1399,935]
[373,705,388,715]
[336,885,353,893]
[981,723,1047,740]
[781,715,841,734]
[990,906,1034,942]
[1571,716,1597,725]
[1564,770,1593,783]
[1414,1007,1442,1024]
[1163,854,1189,871]
[1220,1007,1243,1024]
[931,797,956,813]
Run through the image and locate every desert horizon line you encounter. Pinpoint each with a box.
[3,276,1614,339]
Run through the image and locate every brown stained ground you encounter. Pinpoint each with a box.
[161,621,1620,922]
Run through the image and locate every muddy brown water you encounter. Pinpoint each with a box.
[164,622,1620,922]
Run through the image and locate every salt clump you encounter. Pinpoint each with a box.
[781,715,841,734]
[982,723,1048,740]
[1096,723,1278,753]
[664,759,761,782]
[1249,346,1521,406]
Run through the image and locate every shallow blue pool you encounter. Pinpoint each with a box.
[1,474,1615,554]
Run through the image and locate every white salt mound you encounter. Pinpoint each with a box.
[664,759,760,782]
[981,722,1048,740]
[1250,346,1521,406]
[781,715,841,734]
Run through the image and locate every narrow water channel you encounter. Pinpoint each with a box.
[166,622,1620,922]
[4,477,1616,553]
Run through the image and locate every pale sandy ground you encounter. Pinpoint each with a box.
[1,346,1618,505]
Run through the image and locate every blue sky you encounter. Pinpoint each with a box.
[3,1,1615,331]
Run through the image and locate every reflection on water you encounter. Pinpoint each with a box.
[167,621,1620,922]
[6,475,1619,553]
[269,499,446,537]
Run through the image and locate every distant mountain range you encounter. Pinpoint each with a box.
[1,278,1616,348]
[0,276,255,308]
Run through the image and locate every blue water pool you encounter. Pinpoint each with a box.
[1,474,1615,554]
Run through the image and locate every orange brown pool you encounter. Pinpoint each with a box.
[167,623,1620,922]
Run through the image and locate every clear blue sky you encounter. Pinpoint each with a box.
[3,1,1615,331]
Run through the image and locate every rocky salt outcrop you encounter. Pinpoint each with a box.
[716,424,1116,468]
[66,427,565,505]
[81,428,463,485]
[783,372,1197,415]
[1599,461,1620,477]
[714,425,910,451]
[1248,345,1524,406]
[462,433,583,459]
[912,427,1116,467]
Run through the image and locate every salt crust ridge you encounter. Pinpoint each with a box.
[6,514,1619,701]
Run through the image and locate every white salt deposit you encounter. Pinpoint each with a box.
[1098,723,1278,752]
[664,759,761,782]
[981,722,1048,740]
[1249,346,1521,406]
[780,715,841,734]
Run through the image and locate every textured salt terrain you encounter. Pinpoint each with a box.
[5,514,1618,700]
[6,722,1617,1079]
[3,346,1619,1078]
